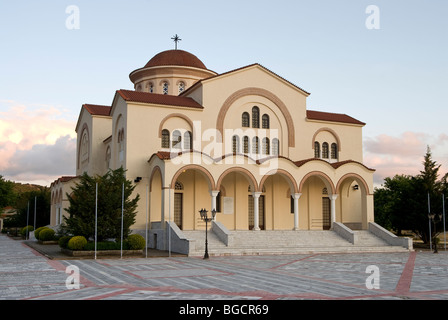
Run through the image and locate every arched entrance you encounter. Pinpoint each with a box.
[170,165,216,230]
[299,172,336,230]
[336,174,370,230]
[216,167,259,230]
[258,170,299,230]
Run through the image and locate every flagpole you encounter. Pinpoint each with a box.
[443,194,446,251]
[428,193,432,251]
[26,201,29,240]
[121,183,124,259]
[168,184,171,258]
[145,185,148,258]
[34,196,37,230]
[95,182,98,260]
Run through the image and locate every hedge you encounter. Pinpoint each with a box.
[39,228,55,241]
[67,236,87,250]
[126,234,146,250]
[20,226,34,237]
[34,227,49,240]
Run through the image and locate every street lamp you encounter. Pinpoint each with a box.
[199,208,216,259]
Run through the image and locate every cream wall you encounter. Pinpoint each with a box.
[50,178,78,227]
[71,61,373,233]
[75,110,112,176]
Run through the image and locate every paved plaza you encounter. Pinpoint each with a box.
[1,234,448,303]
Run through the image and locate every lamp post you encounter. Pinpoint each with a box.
[199,208,216,260]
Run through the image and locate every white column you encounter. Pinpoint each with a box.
[210,190,220,221]
[330,194,338,229]
[292,193,302,230]
[252,192,262,231]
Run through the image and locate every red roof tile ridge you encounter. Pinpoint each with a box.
[117,89,203,109]
[307,110,365,125]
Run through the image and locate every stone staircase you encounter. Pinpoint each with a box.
[182,229,410,257]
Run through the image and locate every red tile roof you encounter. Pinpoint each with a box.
[144,50,208,70]
[117,89,204,109]
[83,104,111,116]
[306,110,365,126]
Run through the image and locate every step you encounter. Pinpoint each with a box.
[183,229,410,257]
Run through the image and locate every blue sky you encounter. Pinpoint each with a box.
[0,0,447,186]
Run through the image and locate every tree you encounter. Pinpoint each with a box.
[374,147,447,244]
[0,175,16,210]
[3,187,50,228]
[63,168,139,241]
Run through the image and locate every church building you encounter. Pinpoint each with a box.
[50,44,393,255]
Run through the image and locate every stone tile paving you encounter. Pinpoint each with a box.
[1,234,448,302]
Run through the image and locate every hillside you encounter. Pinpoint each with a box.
[12,182,47,194]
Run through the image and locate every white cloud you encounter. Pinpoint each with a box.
[364,131,448,187]
[0,101,77,185]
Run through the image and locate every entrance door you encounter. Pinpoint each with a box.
[322,197,331,230]
[248,195,265,230]
[174,193,183,230]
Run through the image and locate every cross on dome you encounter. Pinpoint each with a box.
[171,34,182,50]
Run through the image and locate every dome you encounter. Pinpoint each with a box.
[144,50,208,70]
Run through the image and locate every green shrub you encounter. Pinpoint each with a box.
[58,236,72,249]
[39,228,55,241]
[68,236,87,250]
[126,234,146,250]
[20,225,34,237]
[34,227,50,240]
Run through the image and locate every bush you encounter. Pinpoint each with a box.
[126,234,146,250]
[68,236,87,250]
[58,236,72,249]
[39,228,55,241]
[20,225,34,237]
[34,227,50,240]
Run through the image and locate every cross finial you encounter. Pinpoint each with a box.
[171,34,182,50]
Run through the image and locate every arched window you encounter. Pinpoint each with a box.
[178,81,185,94]
[243,136,250,154]
[105,146,111,169]
[232,135,240,153]
[262,114,270,129]
[172,130,182,149]
[242,112,250,127]
[163,82,169,95]
[162,129,170,148]
[184,131,192,150]
[262,138,270,155]
[314,142,320,158]
[149,82,154,93]
[118,129,124,162]
[252,107,260,128]
[136,84,142,92]
[175,181,184,190]
[331,143,338,159]
[272,138,279,156]
[252,137,259,154]
[322,142,329,159]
